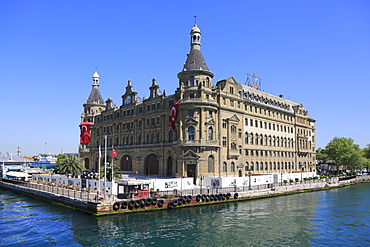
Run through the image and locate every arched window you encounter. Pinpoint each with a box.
[231,162,235,172]
[208,156,214,173]
[121,155,132,171]
[188,126,195,140]
[245,162,249,171]
[260,163,263,171]
[256,162,259,171]
[245,132,249,144]
[208,127,213,140]
[260,134,263,145]
[190,76,195,86]
[222,162,227,173]
[250,162,254,171]
[138,134,142,145]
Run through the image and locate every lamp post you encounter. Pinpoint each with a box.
[200,175,204,194]
[248,172,252,190]
[281,172,283,186]
[301,165,303,183]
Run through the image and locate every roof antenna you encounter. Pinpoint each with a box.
[194,15,197,25]
[95,65,98,72]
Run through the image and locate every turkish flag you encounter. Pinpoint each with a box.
[79,122,91,144]
[170,100,182,131]
[112,147,117,158]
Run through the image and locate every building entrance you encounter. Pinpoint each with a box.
[187,164,196,184]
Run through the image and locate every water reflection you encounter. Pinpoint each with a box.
[3,185,369,247]
[69,193,319,246]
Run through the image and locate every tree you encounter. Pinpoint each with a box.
[316,147,329,163]
[362,144,370,172]
[99,163,121,181]
[57,155,84,178]
[325,137,361,174]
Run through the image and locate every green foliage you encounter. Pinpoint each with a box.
[316,147,329,163]
[56,155,84,178]
[325,137,363,173]
[283,180,288,184]
[295,178,299,182]
[99,163,121,181]
[289,179,294,183]
[34,165,40,168]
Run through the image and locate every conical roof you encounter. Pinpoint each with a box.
[183,48,209,71]
[86,86,105,105]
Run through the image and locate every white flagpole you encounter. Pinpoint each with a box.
[111,145,114,198]
[104,135,107,200]
[98,145,101,195]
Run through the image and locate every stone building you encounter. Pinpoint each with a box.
[79,24,316,184]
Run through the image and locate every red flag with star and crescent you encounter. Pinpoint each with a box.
[112,147,117,158]
[79,122,91,144]
[170,99,182,132]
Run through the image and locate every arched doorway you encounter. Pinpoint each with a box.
[145,154,159,175]
[121,155,132,171]
[166,156,173,176]
[84,158,89,170]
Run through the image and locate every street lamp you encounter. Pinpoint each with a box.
[200,175,204,194]
[248,172,252,190]
[301,165,303,183]
[281,172,283,186]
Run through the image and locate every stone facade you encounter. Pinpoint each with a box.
[79,24,316,184]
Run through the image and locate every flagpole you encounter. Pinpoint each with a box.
[104,135,107,200]
[98,145,101,196]
[111,145,114,198]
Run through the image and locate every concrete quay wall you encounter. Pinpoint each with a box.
[1,176,369,216]
[0,181,98,214]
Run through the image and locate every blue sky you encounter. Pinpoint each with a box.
[1,0,369,156]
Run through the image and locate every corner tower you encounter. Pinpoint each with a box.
[177,24,214,96]
[81,71,106,123]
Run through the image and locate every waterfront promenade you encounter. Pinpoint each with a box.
[1,175,369,216]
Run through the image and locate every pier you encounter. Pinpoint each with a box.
[1,175,369,216]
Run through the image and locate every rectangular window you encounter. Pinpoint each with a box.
[188,109,194,117]
[208,110,212,118]
[250,119,253,126]
[230,100,234,107]
[190,93,195,98]
[245,118,248,126]
[222,137,227,147]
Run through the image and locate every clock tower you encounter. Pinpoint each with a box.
[121,80,138,105]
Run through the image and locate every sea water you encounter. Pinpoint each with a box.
[1,183,370,246]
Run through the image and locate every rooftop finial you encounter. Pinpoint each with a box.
[194,15,197,25]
